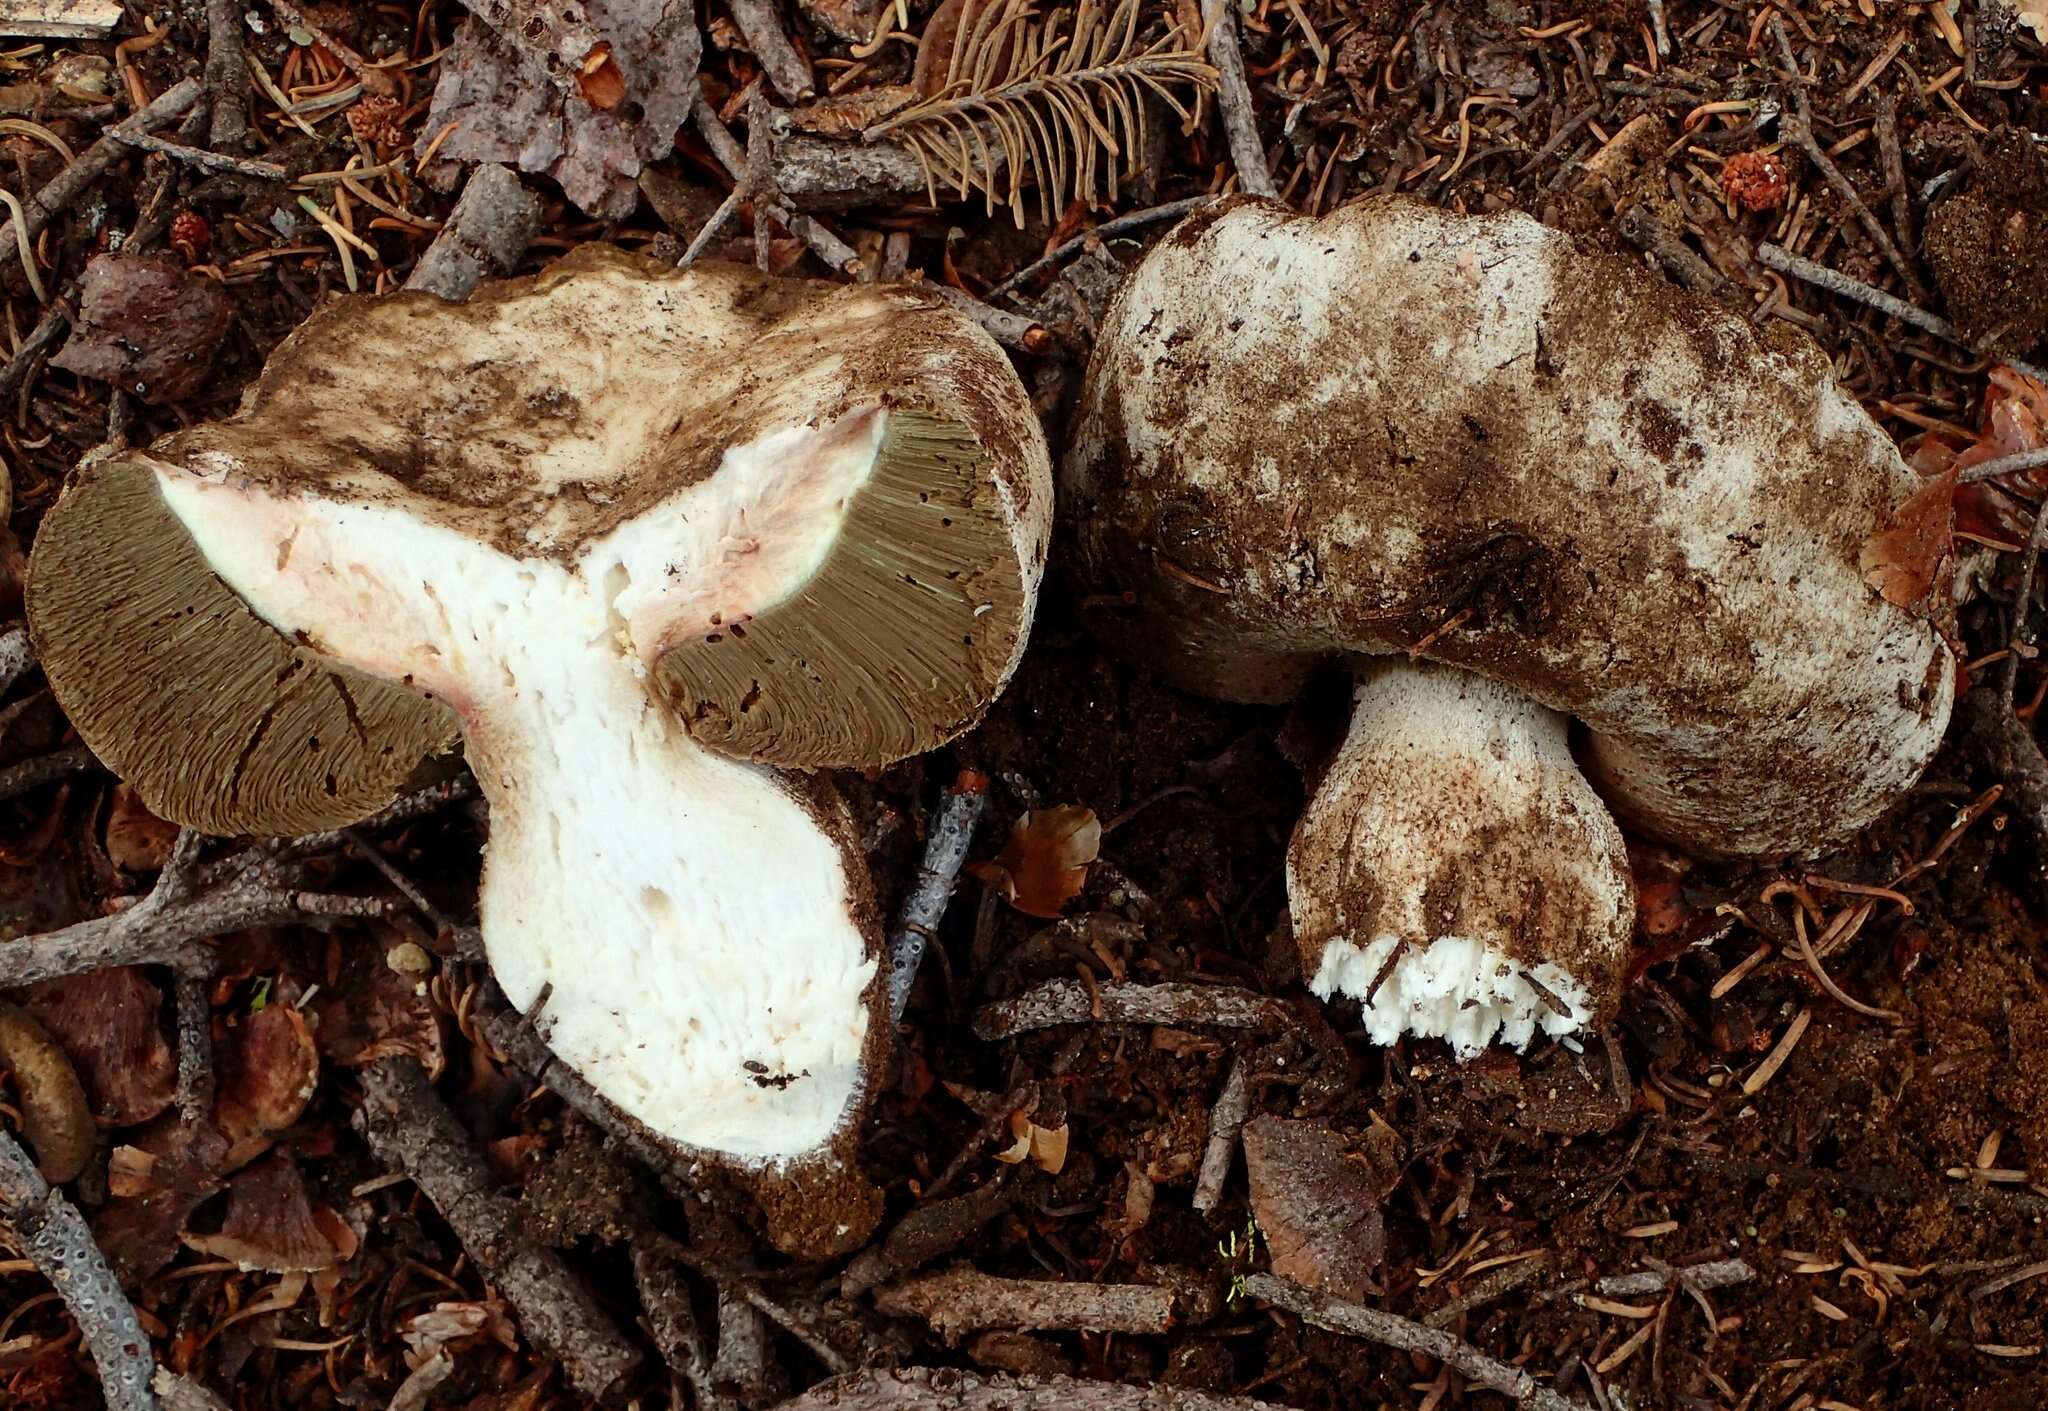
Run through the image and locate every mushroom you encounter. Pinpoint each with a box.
[1062,197,1952,1053]
[28,247,1051,1189]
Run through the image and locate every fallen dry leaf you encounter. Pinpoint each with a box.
[405,1299,521,1362]
[104,783,181,873]
[50,253,233,404]
[971,805,1102,918]
[184,1152,346,1273]
[1860,462,1957,614]
[1241,1115,1384,1302]
[2021,0,2046,43]
[26,968,176,1126]
[213,1000,319,1171]
[308,932,446,1079]
[94,1120,229,1282]
[993,1108,1069,1173]
[1916,366,2048,545]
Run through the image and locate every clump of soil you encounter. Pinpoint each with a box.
[1925,134,2048,356]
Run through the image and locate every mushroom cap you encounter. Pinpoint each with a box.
[1063,196,1953,858]
[29,243,1052,838]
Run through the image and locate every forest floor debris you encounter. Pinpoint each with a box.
[0,0,2044,1407]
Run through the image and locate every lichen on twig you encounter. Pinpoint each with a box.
[0,1129,158,1411]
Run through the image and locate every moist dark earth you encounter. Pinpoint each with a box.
[1,0,2047,1409]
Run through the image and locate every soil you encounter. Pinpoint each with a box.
[1925,135,2048,358]
[0,1,2046,1410]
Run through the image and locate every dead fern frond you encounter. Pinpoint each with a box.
[863,0,1218,227]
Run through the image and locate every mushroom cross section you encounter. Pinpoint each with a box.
[28,246,1052,1166]
[1062,196,1953,1054]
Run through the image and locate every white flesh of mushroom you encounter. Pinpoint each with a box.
[153,410,896,1163]
[1289,661,1634,1057]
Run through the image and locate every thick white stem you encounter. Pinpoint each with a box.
[1287,660,1634,1056]
[470,653,873,1161]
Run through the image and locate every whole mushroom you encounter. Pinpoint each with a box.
[28,246,1052,1236]
[1062,196,1952,1054]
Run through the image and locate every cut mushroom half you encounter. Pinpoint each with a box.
[29,247,1052,1187]
[1063,196,1953,1053]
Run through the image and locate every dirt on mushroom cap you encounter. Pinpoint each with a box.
[1062,195,1953,859]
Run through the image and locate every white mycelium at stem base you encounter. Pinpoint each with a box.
[1288,661,1634,1055]
[154,412,897,1163]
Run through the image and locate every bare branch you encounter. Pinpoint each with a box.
[0,1129,158,1411]
[354,1056,642,1397]
[776,1369,1299,1411]
[1245,1274,1591,1411]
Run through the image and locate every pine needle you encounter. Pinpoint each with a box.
[864,0,1216,226]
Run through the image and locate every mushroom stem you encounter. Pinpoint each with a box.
[469,664,876,1159]
[1287,660,1634,1055]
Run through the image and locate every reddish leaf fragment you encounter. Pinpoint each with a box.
[1860,463,1958,613]
[1922,366,2048,544]
[970,805,1102,918]
[26,968,176,1126]
[94,1121,229,1283]
[105,783,181,873]
[576,44,626,110]
[49,253,233,405]
[1241,1115,1384,1302]
[307,936,446,1079]
[184,1152,346,1273]
[213,1001,319,1171]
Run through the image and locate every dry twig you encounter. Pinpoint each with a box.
[975,979,1290,1038]
[1192,1054,1251,1215]
[0,827,400,988]
[729,0,814,101]
[354,1056,641,1397]
[102,127,284,180]
[694,96,862,273]
[0,1129,157,1411]
[985,194,1213,300]
[1245,1274,1591,1411]
[1200,0,1273,196]
[888,770,990,1020]
[634,1245,729,1411]
[777,1369,1298,1411]
[203,0,250,149]
[875,1265,1177,1341]
[1595,1258,1756,1297]
[406,164,541,300]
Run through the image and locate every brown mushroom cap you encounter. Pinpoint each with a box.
[30,243,1049,833]
[1063,196,1952,859]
